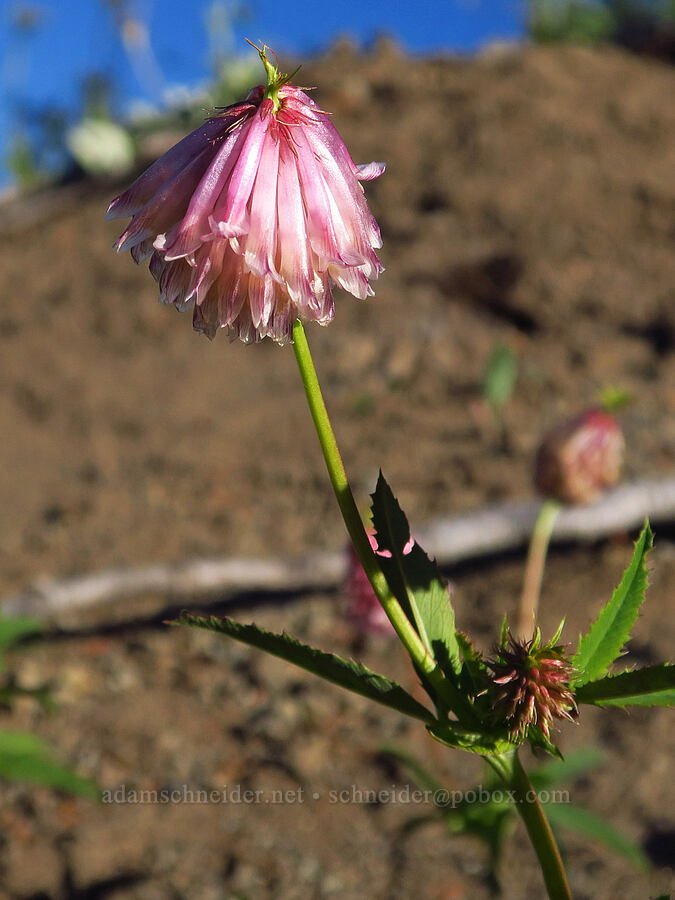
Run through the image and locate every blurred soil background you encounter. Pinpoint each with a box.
[0,40,674,899]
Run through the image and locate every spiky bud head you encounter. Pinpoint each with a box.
[488,626,578,740]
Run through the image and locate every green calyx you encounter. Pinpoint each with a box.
[249,41,302,113]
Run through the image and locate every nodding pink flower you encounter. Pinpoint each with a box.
[107,44,385,344]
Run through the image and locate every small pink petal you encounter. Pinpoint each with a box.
[214,101,273,240]
[162,121,252,261]
[243,125,281,279]
[356,162,386,181]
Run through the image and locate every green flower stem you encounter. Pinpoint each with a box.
[517,499,561,639]
[291,319,469,719]
[489,750,572,900]
[293,319,569,898]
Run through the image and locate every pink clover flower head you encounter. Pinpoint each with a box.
[107,44,385,344]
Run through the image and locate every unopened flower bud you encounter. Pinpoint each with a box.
[534,409,624,505]
[488,628,577,740]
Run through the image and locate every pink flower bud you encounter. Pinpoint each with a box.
[107,45,385,345]
[534,409,624,505]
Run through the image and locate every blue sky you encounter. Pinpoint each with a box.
[0,0,525,187]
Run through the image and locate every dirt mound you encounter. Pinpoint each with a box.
[0,42,673,898]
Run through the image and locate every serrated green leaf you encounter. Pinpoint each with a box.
[544,802,649,871]
[498,615,509,647]
[176,614,435,725]
[455,631,488,695]
[370,472,461,679]
[0,731,98,799]
[550,618,565,646]
[527,727,564,760]
[455,632,495,723]
[573,523,653,685]
[427,720,514,757]
[575,664,675,708]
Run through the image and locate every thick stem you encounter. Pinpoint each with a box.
[516,500,561,639]
[291,320,471,720]
[488,750,572,900]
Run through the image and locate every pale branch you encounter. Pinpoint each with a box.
[1,554,345,620]
[416,478,675,563]
[2,478,674,626]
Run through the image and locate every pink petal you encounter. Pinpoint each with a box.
[162,120,252,261]
[106,110,248,220]
[113,147,214,254]
[248,274,276,329]
[210,100,274,240]
[292,126,362,268]
[304,118,383,250]
[275,138,315,309]
[356,161,386,181]
[243,126,281,279]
